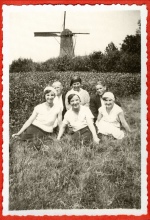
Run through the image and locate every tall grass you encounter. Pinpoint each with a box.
[9,97,141,210]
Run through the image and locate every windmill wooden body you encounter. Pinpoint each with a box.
[34,12,89,58]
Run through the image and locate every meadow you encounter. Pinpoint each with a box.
[9,71,141,210]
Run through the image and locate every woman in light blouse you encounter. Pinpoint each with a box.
[58,92,99,144]
[65,76,90,110]
[12,86,62,140]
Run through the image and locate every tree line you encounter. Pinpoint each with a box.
[10,21,141,73]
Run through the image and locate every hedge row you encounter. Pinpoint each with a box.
[10,71,140,131]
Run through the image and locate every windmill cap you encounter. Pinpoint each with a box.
[102,92,115,100]
[70,76,82,86]
[61,29,73,36]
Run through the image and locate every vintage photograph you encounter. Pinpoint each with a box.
[3,4,147,215]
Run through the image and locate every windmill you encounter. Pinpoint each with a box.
[34,11,89,58]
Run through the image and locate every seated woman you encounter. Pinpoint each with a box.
[65,76,90,110]
[96,92,131,140]
[57,92,99,144]
[90,80,121,123]
[12,86,62,140]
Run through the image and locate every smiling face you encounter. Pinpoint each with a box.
[45,91,55,104]
[52,82,63,96]
[96,84,106,96]
[70,95,81,110]
[72,82,81,92]
[103,97,114,109]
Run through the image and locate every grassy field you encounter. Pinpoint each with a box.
[9,71,141,210]
[9,100,141,210]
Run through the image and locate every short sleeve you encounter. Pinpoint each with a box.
[55,106,62,114]
[65,91,71,110]
[115,105,123,115]
[33,105,39,114]
[84,107,94,119]
[82,90,90,107]
[85,90,90,101]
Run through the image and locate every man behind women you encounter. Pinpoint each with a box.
[52,81,66,119]
[90,80,106,123]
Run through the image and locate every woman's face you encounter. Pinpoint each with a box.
[70,95,80,109]
[96,84,106,96]
[45,91,55,104]
[103,98,114,109]
[72,82,81,91]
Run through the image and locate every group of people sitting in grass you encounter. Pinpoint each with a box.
[12,76,131,144]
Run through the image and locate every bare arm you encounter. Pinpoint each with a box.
[118,112,131,133]
[97,112,103,122]
[57,110,62,130]
[12,111,38,137]
[65,92,70,110]
[86,117,100,144]
[57,122,67,140]
[95,112,103,128]
[84,92,90,107]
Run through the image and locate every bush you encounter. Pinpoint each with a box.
[119,52,141,73]
[89,51,104,72]
[10,58,35,73]
[52,56,73,71]
[103,50,121,72]
[72,56,91,72]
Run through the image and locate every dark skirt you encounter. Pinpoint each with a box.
[72,126,92,144]
[20,124,51,141]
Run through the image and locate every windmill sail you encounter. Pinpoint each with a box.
[34,11,89,58]
[34,32,60,37]
[72,33,89,35]
[63,11,66,31]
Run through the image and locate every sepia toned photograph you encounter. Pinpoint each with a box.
[2,4,147,216]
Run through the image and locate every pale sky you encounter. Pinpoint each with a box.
[4,5,141,64]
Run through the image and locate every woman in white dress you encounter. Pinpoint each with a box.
[96,92,131,139]
[12,86,62,140]
[57,92,99,144]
